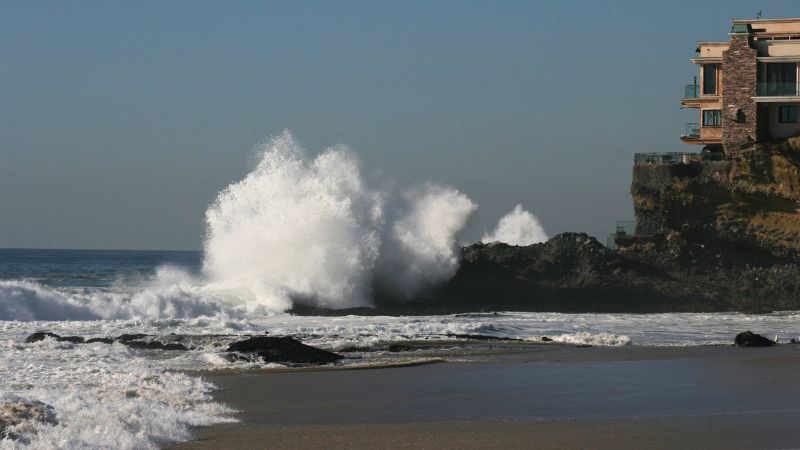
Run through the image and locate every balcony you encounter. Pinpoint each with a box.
[684,84,700,99]
[680,83,718,108]
[683,123,700,138]
[756,82,800,97]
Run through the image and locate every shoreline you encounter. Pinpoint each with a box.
[168,344,800,449]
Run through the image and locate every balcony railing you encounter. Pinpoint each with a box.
[684,84,700,99]
[634,152,695,165]
[684,122,700,138]
[756,82,800,97]
[615,220,635,235]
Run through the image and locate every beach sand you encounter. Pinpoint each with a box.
[168,345,800,449]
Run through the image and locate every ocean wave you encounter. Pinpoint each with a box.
[526,331,632,346]
[0,269,241,322]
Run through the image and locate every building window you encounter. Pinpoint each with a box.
[703,64,717,95]
[703,109,721,127]
[778,105,799,123]
[764,63,798,96]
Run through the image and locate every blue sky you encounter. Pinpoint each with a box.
[1,0,797,250]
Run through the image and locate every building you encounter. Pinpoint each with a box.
[681,18,800,156]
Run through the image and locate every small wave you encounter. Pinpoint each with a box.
[526,331,632,346]
[0,280,99,321]
[0,269,243,322]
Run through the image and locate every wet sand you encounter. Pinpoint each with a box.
[168,345,800,449]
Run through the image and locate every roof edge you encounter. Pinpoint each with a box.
[732,18,800,24]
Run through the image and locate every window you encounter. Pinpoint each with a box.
[764,63,797,96]
[779,105,799,123]
[703,64,717,95]
[703,110,721,127]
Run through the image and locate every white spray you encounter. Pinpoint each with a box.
[202,131,477,311]
[482,204,548,246]
[0,132,547,320]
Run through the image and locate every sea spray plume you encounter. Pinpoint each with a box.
[202,131,478,311]
[375,184,478,298]
[482,204,547,246]
[203,131,383,311]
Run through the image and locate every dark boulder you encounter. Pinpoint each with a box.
[446,333,518,341]
[115,333,150,342]
[120,340,188,351]
[734,331,776,347]
[226,336,342,365]
[25,332,84,344]
[541,336,553,342]
[85,337,114,344]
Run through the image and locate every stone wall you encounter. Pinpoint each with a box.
[722,34,758,155]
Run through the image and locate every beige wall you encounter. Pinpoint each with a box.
[754,41,800,58]
[700,125,723,141]
[752,21,800,34]
[697,43,727,58]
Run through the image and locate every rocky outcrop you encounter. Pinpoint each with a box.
[629,138,800,263]
[430,233,724,313]
[614,137,800,312]
[25,332,84,344]
[227,336,343,365]
[734,331,776,347]
[24,332,188,350]
[23,333,342,365]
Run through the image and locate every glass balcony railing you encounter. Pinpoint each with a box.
[756,82,800,96]
[684,122,700,138]
[684,84,700,99]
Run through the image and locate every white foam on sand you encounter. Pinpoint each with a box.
[0,337,235,450]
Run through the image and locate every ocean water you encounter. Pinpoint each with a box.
[2,249,800,449]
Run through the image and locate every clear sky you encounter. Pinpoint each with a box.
[1,0,797,250]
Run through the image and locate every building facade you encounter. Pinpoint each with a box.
[681,18,800,156]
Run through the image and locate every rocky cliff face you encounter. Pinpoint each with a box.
[612,136,800,311]
[628,137,800,263]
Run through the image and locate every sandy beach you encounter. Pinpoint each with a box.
[168,344,800,449]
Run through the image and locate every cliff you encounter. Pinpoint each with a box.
[628,136,800,263]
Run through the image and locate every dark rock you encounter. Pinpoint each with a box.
[85,337,114,344]
[226,336,342,365]
[387,344,417,352]
[25,332,60,343]
[120,340,188,351]
[446,333,518,341]
[116,333,150,342]
[541,336,553,342]
[734,331,776,347]
[25,332,83,344]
